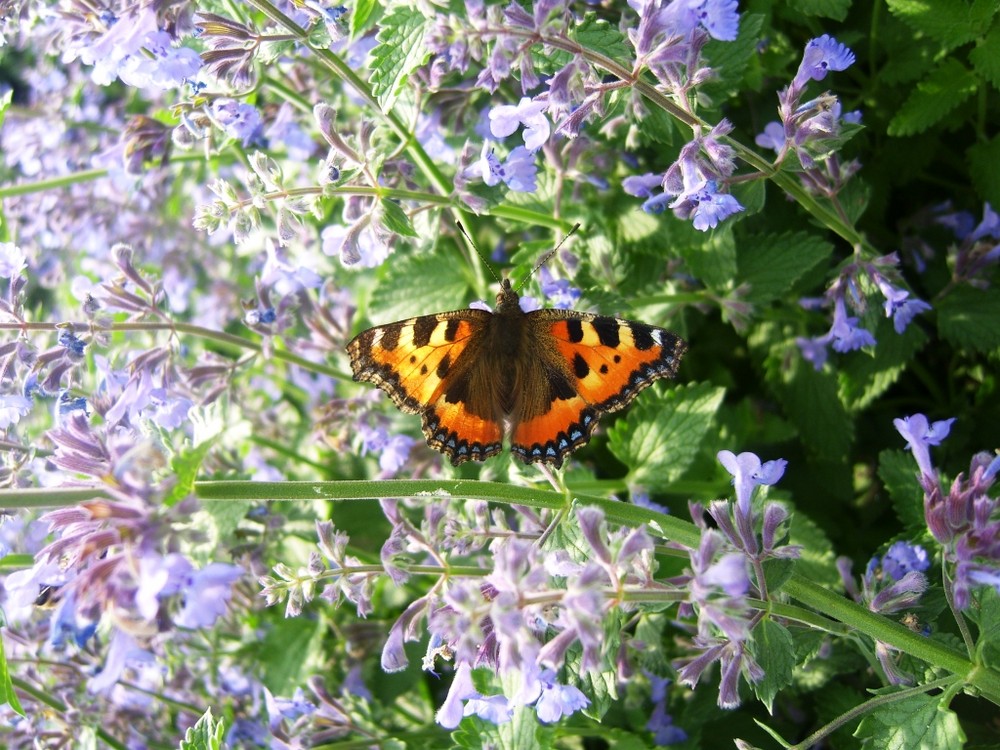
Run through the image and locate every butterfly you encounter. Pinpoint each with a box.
[347,279,687,468]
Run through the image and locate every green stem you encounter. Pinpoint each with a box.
[0,168,109,198]
[193,478,1000,704]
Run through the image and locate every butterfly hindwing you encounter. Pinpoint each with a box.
[347,310,504,465]
[509,312,687,467]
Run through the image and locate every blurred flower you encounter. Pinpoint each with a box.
[894,413,954,481]
[489,97,550,152]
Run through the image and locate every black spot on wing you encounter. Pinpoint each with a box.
[631,323,656,351]
[573,353,589,379]
[412,317,437,347]
[436,353,451,379]
[444,318,461,342]
[381,325,400,351]
[565,319,584,343]
[593,318,620,348]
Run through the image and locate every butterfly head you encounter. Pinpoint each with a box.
[494,278,522,314]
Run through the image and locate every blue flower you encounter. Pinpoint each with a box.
[882,541,930,582]
[622,172,664,198]
[669,179,744,230]
[793,35,855,87]
[175,563,243,629]
[58,330,87,357]
[535,671,590,723]
[539,267,581,310]
[211,99,264,146]
[0,241,27,278]
[893,413,954,480]
[489,96,550,152]
[829,297,876,352]
[717,450,787,514]
[477,143,538,193]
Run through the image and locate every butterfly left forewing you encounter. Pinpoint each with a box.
[510,311,687,467]
[347,310,504,464]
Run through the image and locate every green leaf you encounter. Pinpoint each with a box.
[369,7,429,110]
[972,586,1000,648]
[258,616,323,695]
[737,231,834,305]
[937,285,1000,354]
[854,692,966,750]
[838,316,928,411]
[0,629,25,718]
[676,225,737,292]
[763,346,853,460]
[968,133,1000,209]
[749,619,795,713]
[607,381,725,488]
[0,89,11,131]
[887,0,999,49]
[970,23,1000,90]
[702,14,765,101]
[368,251,472,323]
[165,437,218,507]
[350,0,379,39]
[377,198,418,237]
[789,511,840,588]
[573,13,630,61]
[786,0,851,20]
[888,58,979,136]
[497,706,542,750]
[178,708,226,750]
[879,450,925,530]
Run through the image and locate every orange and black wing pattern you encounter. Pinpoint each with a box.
[347,311,504,465]
[509,312,687,467]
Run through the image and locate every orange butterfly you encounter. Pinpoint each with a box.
[347,277,687,468]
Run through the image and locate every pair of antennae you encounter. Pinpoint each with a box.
[456,222,581,292]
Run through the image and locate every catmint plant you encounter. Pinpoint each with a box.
[1,1,999,748]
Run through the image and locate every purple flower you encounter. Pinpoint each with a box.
[647,698,688,745]
[717,450,787,515]
[211,99,264,146]
[882,541,930,582]
[321,222,391,268]
[793,35,856,87]
[893,413,955,480]
[829,296,876,352]
[534,670,589,722]
[623,172,664,197]
[489,97,550,152]
[755,121,785,152]
[697,0,740,41]
[872,274,932,333]
[0,242,27,278]
[0,394,33,429]
[436,661,478,728]
[175,563,243,629]
[117,31,202,91]
[476,143,538,193]
[87,628,154,694]
[465,694,513,724]
[539,267,581,309]
[968,202,1000,242]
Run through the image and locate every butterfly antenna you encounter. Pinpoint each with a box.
[456,221,503,286]
[517,223,581,292]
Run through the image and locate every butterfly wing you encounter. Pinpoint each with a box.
[347,311,504,465]
[509,311,687,467]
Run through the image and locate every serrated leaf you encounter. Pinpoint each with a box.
[607,381,725,488]
[350,0,378,39]
[888,58,978,136]
[838,316,927,410]
[737,231,834,305]
[970,23,1000,90]
[369,7,429,110]
[750,619,795,713]
[497,705,541,750]
[887,0,999,49]
[878,449,926,529]
[178,708,226,750]
[968,133,1000,209]
[0,630,25,717]
[702,13,765,101]
[787,0,851,20]
[937,285,1000,354]
[259,616,323,695]
[676,225,737,291]
[166,437,217,507]
[789,512,840,588]
[377,199,417,237]
[368,252,472,323]
[766,351,853,460]
[854,692,966,750]
[573,13,630,61]
[972,586,1000,647]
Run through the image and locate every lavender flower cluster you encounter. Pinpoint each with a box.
[1,0,999,746]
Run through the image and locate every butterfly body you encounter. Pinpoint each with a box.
[347,280,686,468]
